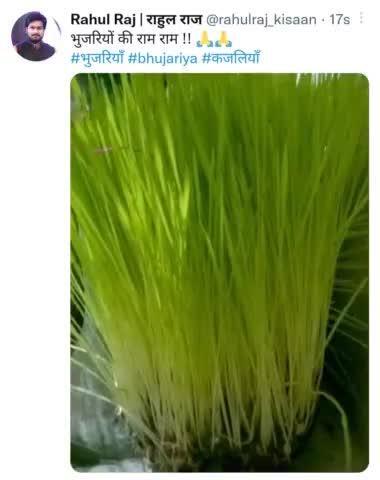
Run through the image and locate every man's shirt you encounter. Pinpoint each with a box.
[16,41,55,61]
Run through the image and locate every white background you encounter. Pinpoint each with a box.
[0,0,378,478]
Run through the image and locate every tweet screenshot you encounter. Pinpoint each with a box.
[1,1,377,478]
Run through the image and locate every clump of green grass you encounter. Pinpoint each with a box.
[71,74,368,471]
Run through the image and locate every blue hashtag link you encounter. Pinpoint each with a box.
[71,52,80,64]
[128,52,137,64]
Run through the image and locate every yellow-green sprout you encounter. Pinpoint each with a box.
[71,74,368,471]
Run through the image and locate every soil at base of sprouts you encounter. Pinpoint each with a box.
[141,430,316,472]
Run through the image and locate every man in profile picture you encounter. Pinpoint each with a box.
[15,12,55,61]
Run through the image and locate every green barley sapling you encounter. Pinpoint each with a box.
[71,74,368,471]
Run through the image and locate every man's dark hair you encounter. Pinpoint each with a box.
[25,12,47,29]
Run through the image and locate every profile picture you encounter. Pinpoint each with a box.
[11,11,60,61]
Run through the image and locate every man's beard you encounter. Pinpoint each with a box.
[29,35,42,44]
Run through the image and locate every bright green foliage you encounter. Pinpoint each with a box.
[71,74,368,470]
